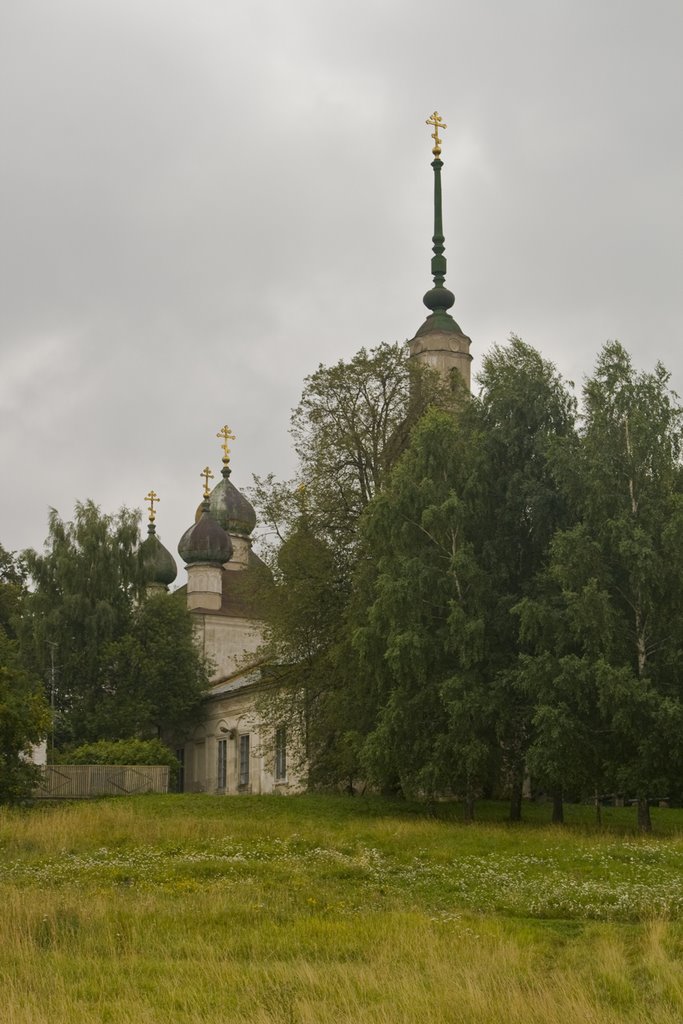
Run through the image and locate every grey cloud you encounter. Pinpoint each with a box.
[1,0,681,559]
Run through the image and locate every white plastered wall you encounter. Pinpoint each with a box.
[182,683,303,796]
[195,614,264,681]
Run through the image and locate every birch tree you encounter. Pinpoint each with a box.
[545,342,683,830]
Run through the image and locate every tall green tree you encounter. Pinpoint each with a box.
[352,338,577,816]
[354,406,494,814]
[0,544,26,639]
[289,342,451,550]
[515,579,613,823]
[19,501,141,744]
[253,343,451,564]
[250,343,451,788]
[463,338,578,818]
[0,629,50,803]
[20,503,208,748]
[97,594,209,742]
[250,513,364,788]
[537,342,683,830]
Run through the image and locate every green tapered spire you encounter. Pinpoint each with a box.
[409,113,473,391]
[422,112,456,322]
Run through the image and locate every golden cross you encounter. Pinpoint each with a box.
[144,489,159,523]
[296,482,307,508]
[216,424,236,465]
[201,466,214,498]
[425,111,447,157]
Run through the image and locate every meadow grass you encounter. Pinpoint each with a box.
[1,795,683,1023]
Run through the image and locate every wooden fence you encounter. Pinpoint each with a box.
[34,765,169,799]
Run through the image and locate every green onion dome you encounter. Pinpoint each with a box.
[139,524,178,587]
[197,466,257,537]
[178,503,233,565]
[277,519,335,584]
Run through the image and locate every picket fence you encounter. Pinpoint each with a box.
[34,765,169,799]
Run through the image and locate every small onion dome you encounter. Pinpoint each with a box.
[196,467,257,537]
[140,524,178,587]
[178,503,233,565]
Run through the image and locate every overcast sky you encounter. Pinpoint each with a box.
[1,0,681,568]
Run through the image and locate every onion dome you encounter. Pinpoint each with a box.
[196,424,256,537]
[205,466,257,537]
[179,502,233,565]
[179,469,233,565]
[277,517,334,585]
[139,491,177,587]
[140,525,178,586]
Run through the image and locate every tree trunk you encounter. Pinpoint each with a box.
[637,796,652,833]
[509,771,523,822]
[594,787,602,827]
[551,787,564,824]
[464,790,475,822]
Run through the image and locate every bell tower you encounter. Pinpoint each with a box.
[408,112,472,391]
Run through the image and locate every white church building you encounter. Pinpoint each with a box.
[141,112,472,797]
[140,432,301,796]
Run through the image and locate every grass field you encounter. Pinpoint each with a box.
[1,795,683,1023]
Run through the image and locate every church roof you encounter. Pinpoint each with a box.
[205,665,265,699]
[413,304,465,339]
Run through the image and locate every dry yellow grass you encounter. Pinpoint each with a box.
[1,795,682,1023]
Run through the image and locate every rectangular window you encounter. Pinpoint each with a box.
[194,741,206,792]
[175,748,185,793]
[275,726,287,781]
[217,738,227,790]
[239,734,250,787]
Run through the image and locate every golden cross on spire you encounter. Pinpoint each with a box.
[216,424,236,466]
[425,111,447,158]
[201,466,214,498]
[144,489,159,523]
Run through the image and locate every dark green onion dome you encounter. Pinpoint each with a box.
[139,524,178,586]
[179,503,233,565]
[197,466,257,537]
[277,520,335,584]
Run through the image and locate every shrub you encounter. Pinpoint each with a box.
[56,738,180,786]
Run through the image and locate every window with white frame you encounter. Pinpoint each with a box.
[239,734,250,787]
[217,738,227,790]
[275,726,287,781]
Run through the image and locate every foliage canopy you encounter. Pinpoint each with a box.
[19,502,208,748]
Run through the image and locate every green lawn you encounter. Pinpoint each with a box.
[1,795,682,1023]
